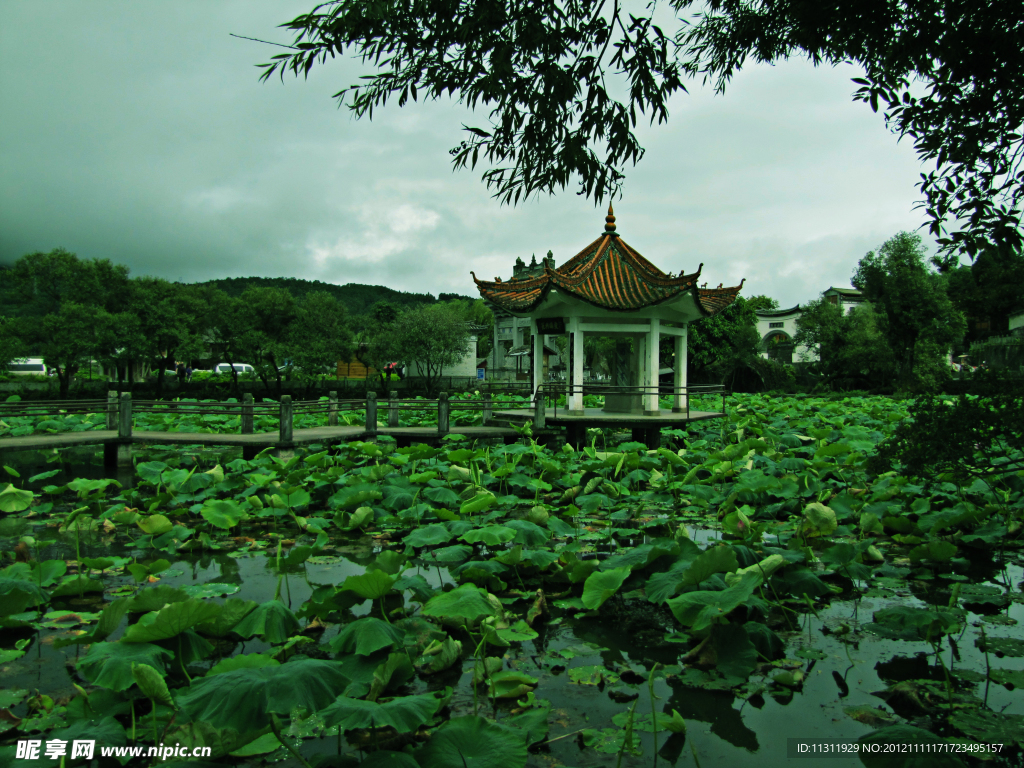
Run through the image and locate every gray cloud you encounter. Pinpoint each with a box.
[1,1,933,309]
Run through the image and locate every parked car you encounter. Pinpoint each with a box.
[213,363,255,375]
[7,358,48,376]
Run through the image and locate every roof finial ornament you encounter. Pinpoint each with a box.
[604,203,616,234]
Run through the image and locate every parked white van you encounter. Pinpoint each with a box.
[213,363,255,375]
[7,358,47,376]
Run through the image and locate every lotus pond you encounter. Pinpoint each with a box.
[1,393,1023,768]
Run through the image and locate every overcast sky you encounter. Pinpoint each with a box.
[1,1,936,309]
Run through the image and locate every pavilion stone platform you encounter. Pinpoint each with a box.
[473,206,743,448]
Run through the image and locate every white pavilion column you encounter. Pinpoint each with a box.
[645,318,660,414]
[531,318,544,401]
[673,323,688,412]
[568,316,584,412]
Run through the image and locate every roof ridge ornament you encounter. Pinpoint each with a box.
[604,204,617,235]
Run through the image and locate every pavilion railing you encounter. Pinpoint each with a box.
[535,383,727,421]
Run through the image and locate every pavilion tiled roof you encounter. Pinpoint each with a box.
[472,206,744,316]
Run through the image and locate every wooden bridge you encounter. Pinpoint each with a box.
[0,392,524,467]
[0,385,726,467]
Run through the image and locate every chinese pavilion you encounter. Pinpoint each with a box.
[472,206,744,423]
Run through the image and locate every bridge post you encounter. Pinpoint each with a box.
[328,391,338,427]
[388,392,399,427]
[533,389,546,430]
[106,390,117,430]
[117,392,133,467]
[242,393,254,434]
[482,392,492,426]
[365,392,377,437]
[279,395,294,445]
[437,392,449,436]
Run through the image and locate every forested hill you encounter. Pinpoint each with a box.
[196,276,471,316]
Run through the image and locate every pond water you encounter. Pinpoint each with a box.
[2,415,1024,768]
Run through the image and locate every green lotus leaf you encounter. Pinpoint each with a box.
[132,663,174,707]
[122,599,221,643]
[341,570,396,600]
[329,617,406,656]
[231,599,300,644]
[209,653,280,676]
[138,514,174,535]
[680,544,738,588]
[0,483,33,513]
[0,576,48,616]
[460,525,516,546]
[403,523,453,548]
[422,583,496,625]
[320,689,444,733]
[416,636,463,674]
[581,566,631,610]
[801,502,837,537]
[869,606,964,641]
[176,659,351,731]
[126,585,188,614]
[195,598,258,637]
[77,642,173,692]
[417,715,528,768]
[667,571,762,632]
[201,499,247,529]
[460,492,496,516]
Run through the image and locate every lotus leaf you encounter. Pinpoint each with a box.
[417,636,463,674]
[368,652,415,700]
[869,606,964,641]
[460,492,496,516]
[668,571,762,632]
[122,599,221,643]
[460,525,516,546]
[132,663,174,707]
[201,499,247,529]
[77,642,173,692]
[341,570,396,600]
[680,544,739,588]
[0,483,33,513]
[195,598,258,637]
[320,689,444,733]
[417,715,528,768]
[801,502,838,537]
[404,523,452,547]
[422,583,496,625]
[231,600,300,644]
[176,659,351,730]
[138,514,173,535]
[581,566,631,610]
[208,653,280,675]
[329,617,405,656]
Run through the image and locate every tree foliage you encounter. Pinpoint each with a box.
[853,232,965,391]
[261,0,1023,257]
[871,371,1024,479]
[941,244,1024,344]
[686,295,759,382]
[793,299,895,391]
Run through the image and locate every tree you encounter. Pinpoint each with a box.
[0,316,25,372]
[794,299,895,391]
[686,296,759,372]
[261,0,1023,258]
[744,294,780,312]
[853,231,965,391]
[871,370,1024,480]
[30,303,105,398]
[235,287,298,397]
[941,243,1024,345]
[370,304,471,396]
[287,291,355,384]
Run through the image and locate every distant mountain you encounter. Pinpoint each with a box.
[195,276,470,316]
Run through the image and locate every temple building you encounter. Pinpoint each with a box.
[473,206,744,445]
